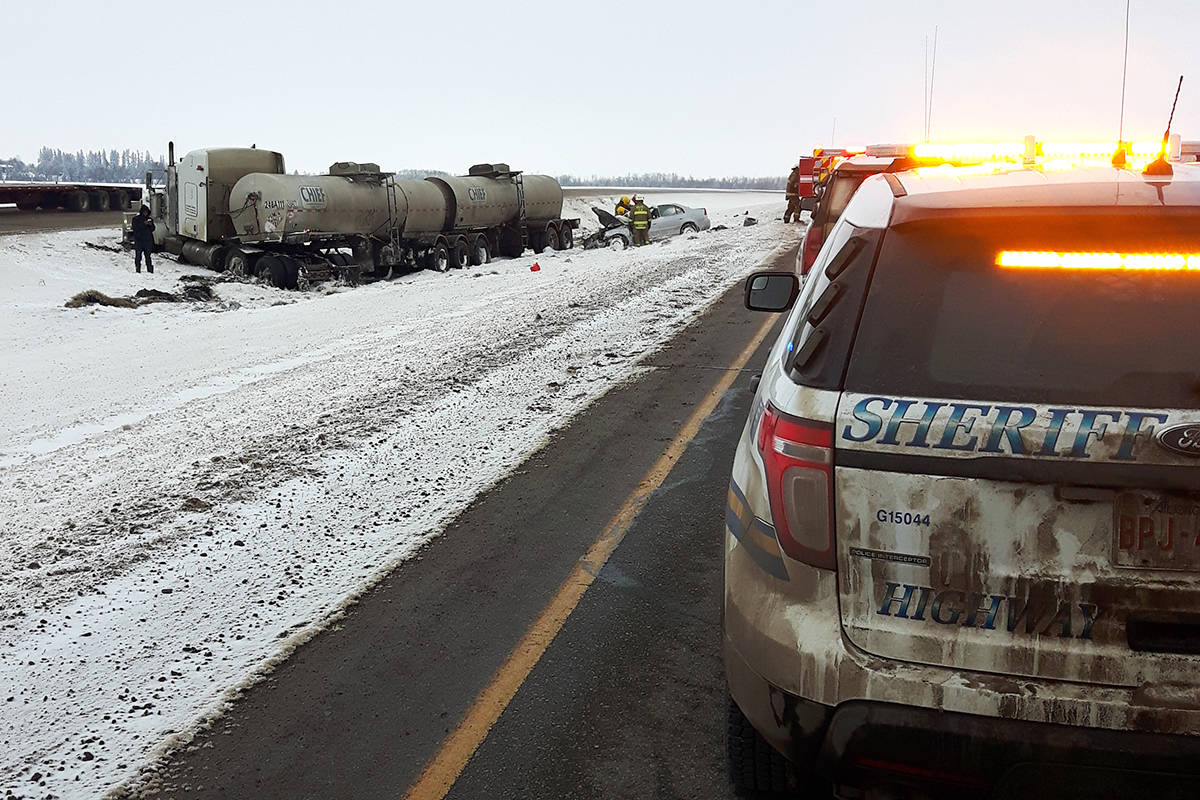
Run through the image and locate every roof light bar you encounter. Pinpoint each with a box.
[868,135,1184,171]
[913,142,1026,162]
[997,251,1200,271]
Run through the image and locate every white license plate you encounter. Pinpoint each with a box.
[1114,492,1200,571]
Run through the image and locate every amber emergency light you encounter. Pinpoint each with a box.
[997,251,1200,271]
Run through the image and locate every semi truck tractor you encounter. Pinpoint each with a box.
[128,142,579,288]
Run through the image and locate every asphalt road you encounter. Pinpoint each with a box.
[136,246,793,799]
[0,206,125,235]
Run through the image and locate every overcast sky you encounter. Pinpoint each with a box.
[2,0,1197,177]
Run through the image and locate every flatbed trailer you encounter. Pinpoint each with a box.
[0,181,142,212]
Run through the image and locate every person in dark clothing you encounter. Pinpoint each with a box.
[131,205,156,273]
[784,164,802,223]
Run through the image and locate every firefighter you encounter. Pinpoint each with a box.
[131,205,156,273]
[784,164,802,223]
[615,195,632,217]
[630,196,651,246]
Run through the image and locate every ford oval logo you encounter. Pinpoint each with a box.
[1157,423,1200,458]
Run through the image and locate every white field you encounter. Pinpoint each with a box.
[0,193,799,798]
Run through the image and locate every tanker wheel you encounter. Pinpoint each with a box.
[259,255,288,288]
[88,191,111,212]
[280,256,301,290]
[428,243,449,273]
[470,236,490,266]
[538,226,559,253]
[111,190,130,211]
[450,240,469,269]
[498,227,524,258]
[559,225,574,250]
[65,190,89,212]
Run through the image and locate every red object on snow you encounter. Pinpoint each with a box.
[530,262,541,272]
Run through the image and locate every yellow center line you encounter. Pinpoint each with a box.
[401,313,778,800]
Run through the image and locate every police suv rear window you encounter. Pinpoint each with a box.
[844,215,1200,409]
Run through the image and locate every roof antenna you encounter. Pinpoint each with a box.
[923,34,929,143]
[926,26,938,143]
[1143,75,1183,176]
[1112,0,1131,167]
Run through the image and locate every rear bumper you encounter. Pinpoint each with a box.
[725,634,1200,798]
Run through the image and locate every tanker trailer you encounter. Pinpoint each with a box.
[227,160,578,284]
[145,142,579,288]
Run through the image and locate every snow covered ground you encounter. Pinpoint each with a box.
[0,194,799,798]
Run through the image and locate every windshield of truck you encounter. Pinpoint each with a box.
[844,214,1200,408]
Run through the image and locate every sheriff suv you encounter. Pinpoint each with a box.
[726,163,1200,799]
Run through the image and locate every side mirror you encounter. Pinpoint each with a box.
[744,271,799,312]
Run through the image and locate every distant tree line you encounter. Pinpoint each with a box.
[0,147,166,183]
[557,173,785,190]
[0,146,782,190]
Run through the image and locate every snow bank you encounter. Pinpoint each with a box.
[0,194,798,798]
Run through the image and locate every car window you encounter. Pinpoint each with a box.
[783,218,882,389]
[845,214,1200,408]
[658,206,678,217]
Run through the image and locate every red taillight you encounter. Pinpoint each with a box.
[755,403,836,571]
[800,226,824,275]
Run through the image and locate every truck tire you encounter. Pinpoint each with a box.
[427,242,449,273]
[559,224,574,250]
[470,235,490,266]
[498,226,524,258]
[537,225,559,253]
[280,256,300,289]
[209,245,228,272]
[88,191,111,212]
[65,190,89,212]
[259,255,288,288]
[726,694,792,796]
[450,239,469,269]
[225,248,252,278]
[111,190,130,211]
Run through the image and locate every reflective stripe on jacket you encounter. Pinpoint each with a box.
[631,204,651,230]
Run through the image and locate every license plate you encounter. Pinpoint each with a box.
[1114,492,1200,571]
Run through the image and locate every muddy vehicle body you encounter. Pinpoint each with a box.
[727,163,1200,798]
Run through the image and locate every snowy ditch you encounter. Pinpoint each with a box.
[0,195,799,797]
